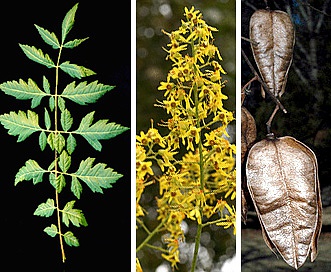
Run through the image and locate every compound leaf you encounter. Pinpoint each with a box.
[73,157,122,193]
[62,200,88,227]
[63,231,79,247]
[0,110,41,142]
[61,81,114,105]
[44,224,58,237]
[15,159,46,185]
[19,44,55,68]
[35,24,60,49]
[0,79,47,108]
[75,111,129,151]
[60,61,95,79]
[34,198,56,217]
[62,3,78,44]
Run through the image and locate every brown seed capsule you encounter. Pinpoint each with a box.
[246,136,322,269]
[241,106,257,223]
[241,107,257,165]
[250,9,295,98]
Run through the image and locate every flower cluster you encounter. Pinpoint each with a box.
[136,6,236,270]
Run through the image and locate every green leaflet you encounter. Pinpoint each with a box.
[0,79,47,108]
[62,200,88,227]
[60,61,96,79]
[73,157,123,193]
[61,81,115,105]
[62,3,78,44]
[63,231,79,247]
[35,24,60,49]
[34,199,56,217]
[59,151,71,173]
[15,159,46,185]
[47,132,66,153]
[63,38,89,49]
[0,110,41,142]
[19,44,55,68]
[71,176,82,199]
[49,173,66,193]
[39,131,47,151]
[61,109,73,131]
[75,111,129,151]
[44,224,58,237]
[67,134,77,154]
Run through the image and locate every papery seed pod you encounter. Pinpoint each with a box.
[246,135,322,269]
[241,106,257,223]
[250,9,295,98]
[241,106,257,165]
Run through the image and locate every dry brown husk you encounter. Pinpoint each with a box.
[246,135,322,269]
[250,9,295,98]
[241,106,257,223]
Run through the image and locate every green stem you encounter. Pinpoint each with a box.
[190,72,205,272]
[136,216,168,253]
[191,223,203,272]
[54,45,66,263]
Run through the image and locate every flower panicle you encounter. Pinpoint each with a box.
[136,6,236,270]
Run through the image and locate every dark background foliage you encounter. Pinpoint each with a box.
[137,0,236,271]
[0,1,130,271]
[242,0,331,271]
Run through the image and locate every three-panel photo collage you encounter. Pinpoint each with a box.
[1,0,330,271]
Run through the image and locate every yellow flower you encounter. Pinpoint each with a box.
[136,258,143,272]
[158,81,175,96]
[136,161,153,179]
[185,126,200,151]
[136,131,150,146]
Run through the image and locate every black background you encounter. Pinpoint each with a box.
[0,1,131,271]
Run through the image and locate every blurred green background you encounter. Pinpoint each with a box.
[136,0,236,271]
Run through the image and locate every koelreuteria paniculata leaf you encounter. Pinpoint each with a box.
[0,2,129,262]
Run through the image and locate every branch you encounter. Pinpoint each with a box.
[241,48,287,114]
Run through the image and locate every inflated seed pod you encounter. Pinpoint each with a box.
[241,106,257,165]
[250,9,295,98]
[241,106,257,223]
[246,135,322,269]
